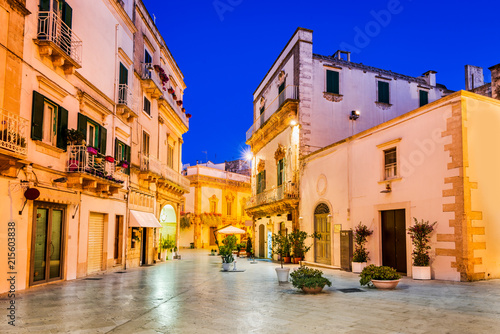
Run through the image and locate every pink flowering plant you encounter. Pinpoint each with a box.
[408,218,437,267]
[352,223,373,263]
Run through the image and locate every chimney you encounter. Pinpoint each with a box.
[333,50,351,62]
[488,63,500,100]
[423,70,437,87]
[465,65,484,91]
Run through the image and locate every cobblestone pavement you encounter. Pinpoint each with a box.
[1,249,500,333]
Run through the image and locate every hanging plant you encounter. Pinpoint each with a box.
[180,212,192,229]
[177,100,183,106]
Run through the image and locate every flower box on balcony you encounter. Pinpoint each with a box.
[105,156,115,163]
[181,108,186,113]
[177,100,183,106]
[168,88,174,94]
[87,146,98,155]
[186,113,192,119]
[68,159,79,172]
[118,160,129,168]
[172,93,177,100]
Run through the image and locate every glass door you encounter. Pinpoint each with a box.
[31,203,65,285]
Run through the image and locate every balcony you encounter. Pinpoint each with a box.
[246,85,299,141]
[116,84,138,122]
[66,145,125,194]
[35,11,82,74]
[140,154,190,193]
[245,182,299,217]
[0,109,28,157]
[140,63,163,99]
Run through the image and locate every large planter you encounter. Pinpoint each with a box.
[412,266,431,280]
[371,279,401,289]
[293,257,302,264]
[283,256,291,264]
[352,262,367,274]
[275,267,290,283]
[301,286,324,294]
[222,262,232,271]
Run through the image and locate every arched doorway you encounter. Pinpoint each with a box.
[314,203,331,265]
[159,204,177,243]
[259,224,265,258]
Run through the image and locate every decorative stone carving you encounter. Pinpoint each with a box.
[278,70,286,85]
[274,144,286,162]
[323,92,343,102]
[260,97,266,109]
[316,174,327,196]
[257,160,265,173]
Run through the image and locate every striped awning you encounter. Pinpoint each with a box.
[129,210,162,228]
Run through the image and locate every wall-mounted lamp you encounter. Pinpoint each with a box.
[290,119,297,126]
[349,110,360,120]
[380,182,392,193]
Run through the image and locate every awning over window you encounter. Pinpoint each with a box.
[129,210,162,228]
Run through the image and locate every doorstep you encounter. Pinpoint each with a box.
[301,261,342,270]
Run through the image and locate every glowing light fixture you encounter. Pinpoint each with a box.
[290,120,297,126]
[349,110,360,120]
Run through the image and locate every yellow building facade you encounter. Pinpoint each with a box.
[180,165,251,249]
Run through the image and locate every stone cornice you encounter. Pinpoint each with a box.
[245,198,299,218]
[187,174,251,190]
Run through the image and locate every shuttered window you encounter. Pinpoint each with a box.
[378,81,390,104]
[115,138,131,175]
[419,90,429,107]
[326,70,340,94]
[31,91,68,150]
[277,159,284,186]
[143,97,151,116]
[257,170,266,194]
[77,113,107,154]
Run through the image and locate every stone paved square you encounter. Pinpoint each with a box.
[1,250,500,333]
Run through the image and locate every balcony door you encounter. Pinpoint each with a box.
[30,202,65,285]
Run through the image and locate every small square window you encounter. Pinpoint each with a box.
[419,90,429,107]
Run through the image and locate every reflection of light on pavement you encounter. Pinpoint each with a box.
[237,311,264,334]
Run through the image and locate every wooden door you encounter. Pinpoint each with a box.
[259,224,265,258]
[381,209,407,273]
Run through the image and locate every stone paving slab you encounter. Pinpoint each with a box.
[1,250,500,333]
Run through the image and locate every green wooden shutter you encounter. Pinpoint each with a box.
[326,71,339,94]
[77,113,87,142]
[56,107,68,150]
[257,172,262,194]
[114,138,119,160]
[31,91,45,141]
[99,126,107,154]
[378,81,390,104]
[279,82,285,94]
[119,63,128,85]
[39,0,50,11]
[125,144,131,175]
[419,90,429,107]
[262,170,266,191]
[62,1,73,29]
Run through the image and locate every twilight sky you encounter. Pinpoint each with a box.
[142,0,499,166]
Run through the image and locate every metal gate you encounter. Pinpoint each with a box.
[88,212,104,274]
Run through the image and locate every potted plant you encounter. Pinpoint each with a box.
[167,87,174,94]
[87,146,98,155]
[245,238,252,258]
[288,230,320,264]
[177,100,183,106]
[408,218,437,280]
[172,93,177,100]
[66,129,85,145]
[105,156,115,163]
[186,113,192,119]
[219,235,237,271]
[271,232,291,282]
[359,265,401,289]
[118,160,129,169]
[352,222,373,273]
[290,266,332,294]
[160,238,175,260]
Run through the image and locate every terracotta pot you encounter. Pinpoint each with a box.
[371,279,400,289]
[412,266,431,280]
[301,286,324,294]
[284,257,291,264]
[293,257,302,264]
[352,262,367,273]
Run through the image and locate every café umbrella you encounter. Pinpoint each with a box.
[216,225,246,234]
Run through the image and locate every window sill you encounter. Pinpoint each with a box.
[35,140,65,158]
[323,92,343,102]
[142,110,152,119]
[375,102,392,110]
[378,177,402,184]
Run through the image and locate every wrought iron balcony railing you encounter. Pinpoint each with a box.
[118,84,129,106]
[37,11,82,66]
[66,145,124,184]
[0,109,28,156]
[246,85,299,141]
[246,182,298,208]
